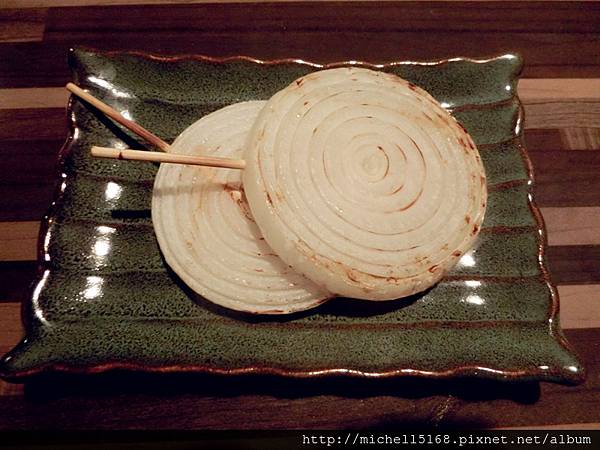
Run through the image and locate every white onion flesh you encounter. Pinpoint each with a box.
[243,68,487,300]
[152,101,330,314]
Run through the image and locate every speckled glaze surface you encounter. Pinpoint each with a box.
[0,48,584,384]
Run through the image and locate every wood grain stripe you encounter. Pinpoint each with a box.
[519,79,600,130]
[0,302,23,397]
[0,303,23,349]
[523,102,600,129]
[547,246,600,285]
[529,150,600,207]
[0,261,36,302]
[1,79,600,127]
[557,285,600,330]
[525,129,562,152]
[0,139,62,185]
[527,128,600,152]
[10,0,507,8]
[0,186,55,222]
[519,78,600,101]
[0,207,598,266]
[39,2,600,34]
[0,108,66,140]
[0,88,68,109]
[541,207,600,246]
[0,211,597,253]
[5,0,595,8]
[0,222,38,261]
[0,107,597,223]
[559,128,600,150]
[1,146,597,223]
[1,239,600,297]
[4,0,323,7]
[0,9,46,43]
[2,14,600,88]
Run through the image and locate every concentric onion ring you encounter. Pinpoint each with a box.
[152,101,330,314]
[243,68,487,300]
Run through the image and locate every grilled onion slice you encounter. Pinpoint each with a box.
[152,101,330,314]
[243,68,487,300]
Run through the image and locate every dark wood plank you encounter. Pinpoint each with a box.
[525,129,563,152]
[42,2,600,34]
[0,109,66,141]
[2,2,600,87]
[0,186,54,222]
[0,139,62,185]
[530,150,600,207]
[0,137,61,222]
[0,262,36,303]
[0,328,595,430]
[546,246,600,285]
[0,43,69,89]
[0,116,63,219]
[0,112,64,220]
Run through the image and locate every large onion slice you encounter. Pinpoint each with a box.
[243,68,487,300]
[152,101,330,314]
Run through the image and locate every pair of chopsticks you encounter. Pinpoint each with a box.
[66,83,246,170]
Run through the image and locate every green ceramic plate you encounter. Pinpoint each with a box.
[0,48,584,384]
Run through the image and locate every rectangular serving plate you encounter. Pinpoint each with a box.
[0,48,584,384]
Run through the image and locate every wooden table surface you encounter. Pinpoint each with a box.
[1,0,599,431]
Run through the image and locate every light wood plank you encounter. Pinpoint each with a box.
[0,303,23,397]
[519,79,600,129]
[0,303,23,349]
[0,302,23,397]
[541,207,600,246]
[557,285,600,330]
[523,103,600,129]
[559,128,600,150]
[0,88,68,109]
[0,221,39,261]
[519,79,600,101]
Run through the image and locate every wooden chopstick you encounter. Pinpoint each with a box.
[91,146,246,170]
[66,83,171,152]
[67,83,247,170]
